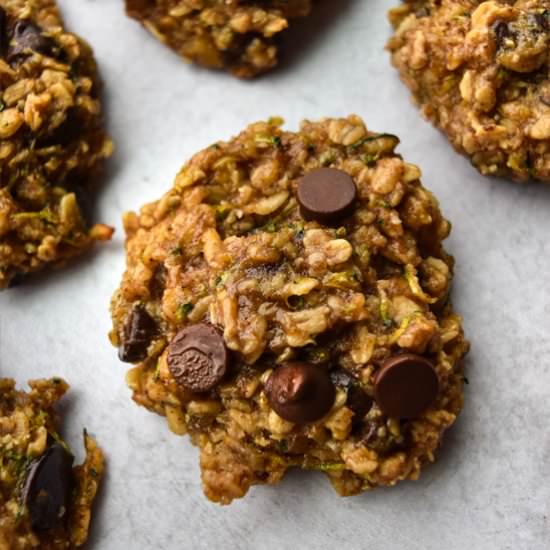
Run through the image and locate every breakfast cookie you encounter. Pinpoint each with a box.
[125,0,312,78]
[0,377,104,549]
[110,115,469,504]
[0,0,113,289]
[388,0,550,182]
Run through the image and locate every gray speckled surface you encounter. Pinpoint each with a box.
[1,0,549,548]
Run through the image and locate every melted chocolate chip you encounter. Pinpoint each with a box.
[374,354,439,418]
[330,369,373,420]
[22,443,74,531]
[7,19,54,64]
[265,362,335,424]
[297,167,357,224]
[167,323,228,393]
[118,304,157,363]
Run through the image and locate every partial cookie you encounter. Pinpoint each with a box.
[125,0,312,78]
[110,116,469,504]
[388,0,550,182]
[0,0,113,289]
[0,378,104,549]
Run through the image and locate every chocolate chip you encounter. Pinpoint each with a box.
[7,19,53,63]
[22,443,74,531]
[330,369,373,420]
[37,108,83,148]
[297,167,357,224]
[361,420,382,446]
[530,12,549,31]
[265,362,335,424]
[374,354,439,418]
[359,418,405,455]
[0,8,7,53]
[493,20,515,49]
[118,304,157,363]
[167,323,228,393]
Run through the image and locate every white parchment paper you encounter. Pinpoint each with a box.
[1,1,549,548]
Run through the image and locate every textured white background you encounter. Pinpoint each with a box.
[1,0,549,548]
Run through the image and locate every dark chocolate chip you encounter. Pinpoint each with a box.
[361,420,381,447]
[374,353,439,418]
[493,20,515,49]
[37,108,83,148]
[118,304,157,363]
[265,362,335,424]
[167,323,228,393]
[7,19,53,63]
[22,443,74,531]
[149,264,167,301]
[297,167,357,224]
[330,369,373,419]
[359,418,406,455]
[530,12,549,31]
[0,8,7,53]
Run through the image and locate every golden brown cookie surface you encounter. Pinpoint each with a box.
[388,0,550,182]
[110,116,469,504]
[125,0,313,78]
[0,378,104,549]
[0,0,113,289]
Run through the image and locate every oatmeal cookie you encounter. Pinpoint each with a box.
[0,0,113,289]
[0,377,104,549]
[110,116,469,504]
[125,0,312,78]
[388,0,550,182]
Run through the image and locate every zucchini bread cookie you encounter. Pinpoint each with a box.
[110,115,469,504]
[388,0,550,182]
[0,0,113,289]
[0,377,104,549]
[125,0,312,78]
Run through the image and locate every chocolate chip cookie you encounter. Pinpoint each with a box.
[388,0,550,182]
[125,0,312,78]
[0,377,104,548]
[0,0,113,289]
[110,116,469,504]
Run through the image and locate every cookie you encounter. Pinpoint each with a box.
[125,0,312,78]
[387,0,550,182]
[110,115,469,504]
[0,377,104,548]
[0,0,113,289]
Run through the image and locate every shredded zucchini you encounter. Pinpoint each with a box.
[404,264,437,304]
[312,462,346,472]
